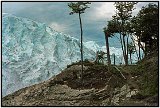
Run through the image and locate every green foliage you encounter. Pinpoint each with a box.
[114,2,137,21]
[140,74,158,96]
[137,3,158,41]
[129,55,158,96]
[68,2,91,15]
[113,2,137,35]
[131,3,158,53]
[138,68,158,96]
[103,20,119,37]
[124,21,133,34]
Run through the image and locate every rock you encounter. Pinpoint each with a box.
[119,84,132,97]
[111,95,120,105]
[101,98,110,106]
[126,89,138,98]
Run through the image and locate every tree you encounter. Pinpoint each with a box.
[68,2,91,82]
[103,19,123,66]
[124,19,140,61]
[113,2,137,65]
[132,3,158,56]
[131,16,145,60]
[128,42,136,64]
[103,27,111,65]
[103,19,121,65]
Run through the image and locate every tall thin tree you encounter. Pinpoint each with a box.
[68,2,91,82]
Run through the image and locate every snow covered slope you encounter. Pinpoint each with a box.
[2,14,96,96]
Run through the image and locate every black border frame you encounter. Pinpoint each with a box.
[1,1,159,107]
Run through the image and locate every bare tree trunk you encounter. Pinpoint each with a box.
[130,53,132,64]
[114,53,115,65]
[138,38,141,61]
[122,20,128,65]
[105,33,111,65]
[122,35,128,65]
[119,32,125,64]
[126,36,129,65]
[78,12,83,83]
[139,44,141,60]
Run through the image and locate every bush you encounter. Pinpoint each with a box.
[67,59,94,68]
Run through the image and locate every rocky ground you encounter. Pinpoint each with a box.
[2,54,158,106]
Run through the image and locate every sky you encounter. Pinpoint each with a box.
[2,2,158,47]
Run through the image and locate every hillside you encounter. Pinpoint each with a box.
[2,52,158,106]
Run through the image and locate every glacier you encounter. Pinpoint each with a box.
[2,13,138,97]
[2,13,98,97]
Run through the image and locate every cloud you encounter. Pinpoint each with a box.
[49,22,68,32]
[95,2,115,20]
[88,2,158,21]
[88,2,116,21]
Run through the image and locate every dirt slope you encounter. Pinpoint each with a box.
[2,55,158,106]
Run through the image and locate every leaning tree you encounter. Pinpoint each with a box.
[103,20,118,65]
